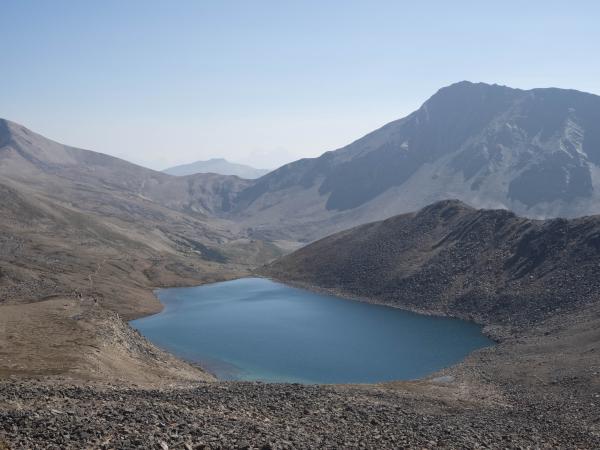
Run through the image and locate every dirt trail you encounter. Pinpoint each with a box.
[87,257,108,291]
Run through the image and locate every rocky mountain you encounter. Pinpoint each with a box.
[229,82,600,241]
[263,199,600,325]
[164,158,270,179]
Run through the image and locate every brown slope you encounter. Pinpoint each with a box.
[263,199,600,325]
[0,180,234,315]
[0,180,226,383]
[0,119,281,299]
[0,120,280,383]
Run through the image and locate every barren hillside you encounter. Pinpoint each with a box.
[263,199,600,326]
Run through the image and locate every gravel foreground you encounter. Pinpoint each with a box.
[1,377,599,449]
[1,299,599,449]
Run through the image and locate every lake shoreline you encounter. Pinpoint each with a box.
[4,278,599,448]
[257,274,509,342]
[134,277,493,384]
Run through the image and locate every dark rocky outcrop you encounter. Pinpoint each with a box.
[263,200,600,325]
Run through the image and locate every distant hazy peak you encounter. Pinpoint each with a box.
[163,158,270,179]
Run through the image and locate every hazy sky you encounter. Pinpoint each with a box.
[2,1,599,170]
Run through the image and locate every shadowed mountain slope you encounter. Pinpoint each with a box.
[263,200,600,325]
[231,82,600,241]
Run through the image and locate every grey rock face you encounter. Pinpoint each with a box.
[230,82,600,240]
[263,199,600,325]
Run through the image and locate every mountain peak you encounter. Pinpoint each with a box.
[440,80,520,92]
[232,81,600,240]
[444,80,506,89]
[163,158,269,179]
[426,81,520,106]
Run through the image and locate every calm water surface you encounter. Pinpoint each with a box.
[131,277,492,383]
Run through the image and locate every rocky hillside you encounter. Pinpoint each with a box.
[263,200,600,325]
[231,82,600,241]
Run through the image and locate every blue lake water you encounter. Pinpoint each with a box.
[131,277,492,384]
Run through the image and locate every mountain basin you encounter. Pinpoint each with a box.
[131,277,492,383]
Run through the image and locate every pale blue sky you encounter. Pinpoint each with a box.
[1,1,599,169]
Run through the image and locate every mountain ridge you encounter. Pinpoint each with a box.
[3,80,600,245]
[262,199,600,326]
